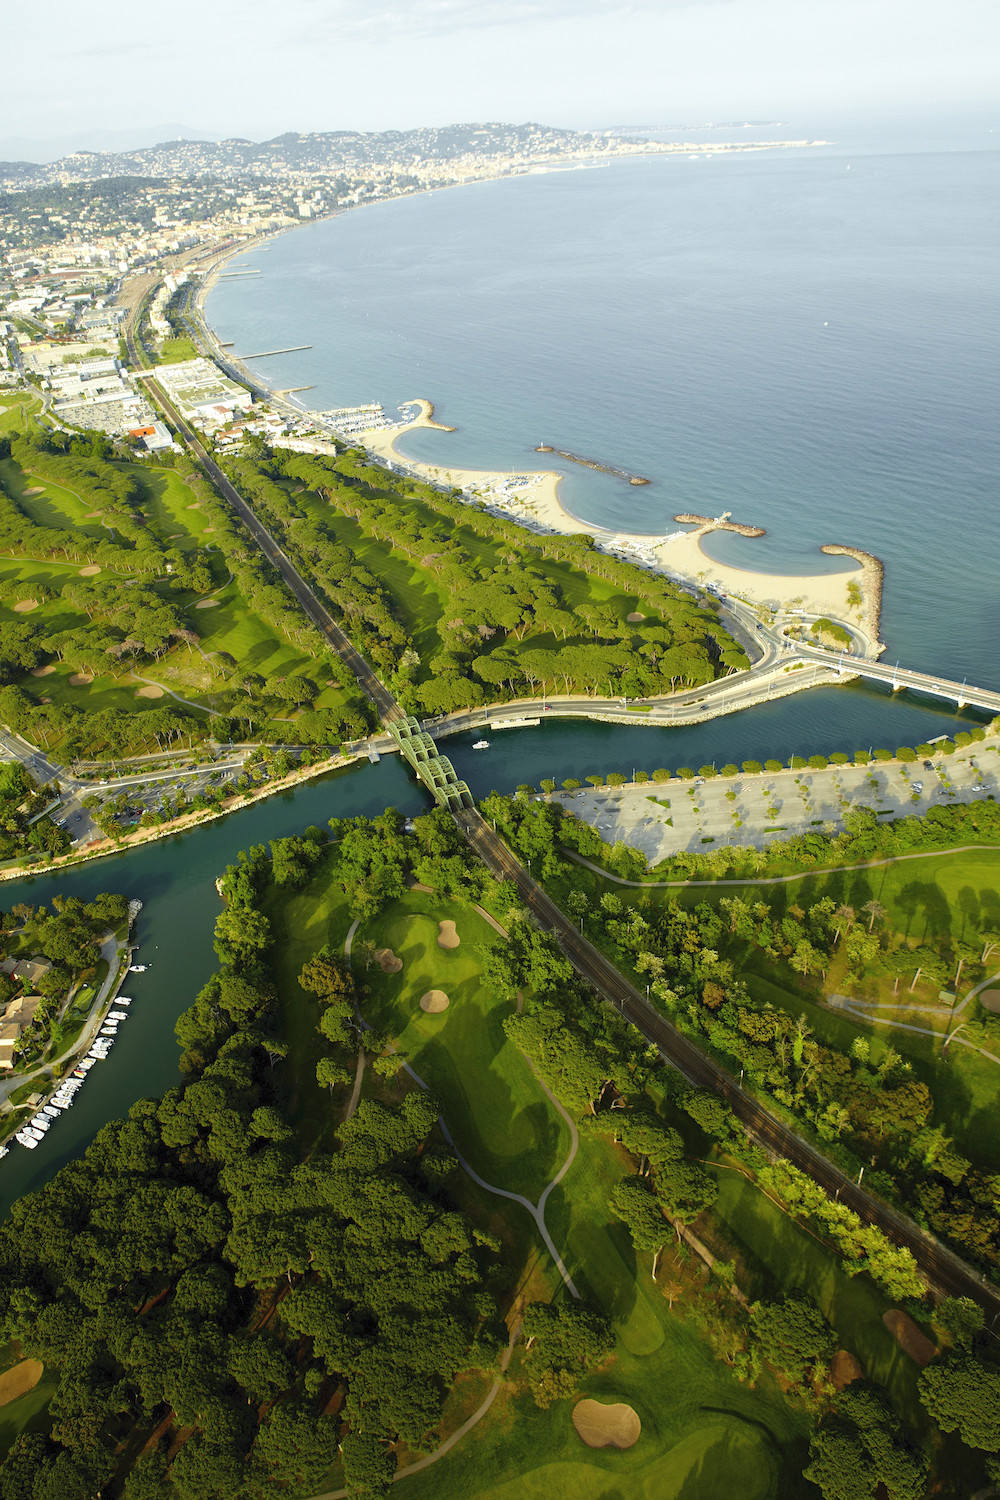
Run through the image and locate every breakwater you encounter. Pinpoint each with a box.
[821,545,885,648]
[536,445,650,486]
[674,513,766,538]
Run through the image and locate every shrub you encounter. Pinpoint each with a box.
[606,772,626,787]
[853,751,870,765]
[915,743,934,757]
[742,760,763,775]
[938,740,956,755]
[896,747,917,762]
[764,759,783,773]
[830,751,850,764]
[808,754,828,769]
[634,770,650,784]
[677,767,695,781]
[789,755,807,769]
[873,748,894,761]
[698,765,717,779]
[971,727,986,741]
[720,763,740,777]
[652,768,671,783]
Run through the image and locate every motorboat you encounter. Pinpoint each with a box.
[473,739,490,750]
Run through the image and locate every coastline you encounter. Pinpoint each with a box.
[193,188,874,639]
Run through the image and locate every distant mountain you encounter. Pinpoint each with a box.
[0,124,213,165]
[0,122,630,188]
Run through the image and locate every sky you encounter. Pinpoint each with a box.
[3,0,999,154]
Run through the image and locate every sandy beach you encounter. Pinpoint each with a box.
[362,400,864,624]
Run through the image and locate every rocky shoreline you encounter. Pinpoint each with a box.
[820,545,885,647]
[673,513,766,538]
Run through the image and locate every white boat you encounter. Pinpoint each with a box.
[473,739,490,750]
[0,1145,8,1159]
[15,1134,38,1150]
[128,965,147,973]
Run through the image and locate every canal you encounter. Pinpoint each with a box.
[0,679,982,1217]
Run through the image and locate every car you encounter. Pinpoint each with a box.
[912,781,923,792]
[923,760,933,769]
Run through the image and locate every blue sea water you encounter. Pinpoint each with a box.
[206,117,1000,693]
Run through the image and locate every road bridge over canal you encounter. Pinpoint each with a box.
[794,643,1000,716]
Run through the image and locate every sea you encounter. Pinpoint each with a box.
[205,109,1000,690]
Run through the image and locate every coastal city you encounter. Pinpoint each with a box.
[0,7,997,1490]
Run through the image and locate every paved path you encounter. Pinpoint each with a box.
[564,842,1000,890]
[309,1323,520,1500]
[129,673,220,717]
[342,913,580,1294]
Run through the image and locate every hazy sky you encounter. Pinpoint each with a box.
[6,0,999,144]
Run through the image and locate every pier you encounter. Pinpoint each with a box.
[218,269,261,279]
[537,444,650,486]
[238,345,312,360]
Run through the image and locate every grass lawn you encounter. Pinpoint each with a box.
[404,1126,809,1500]
[266,851,356,1147]
[126,463,221,551]
[0,1371,57,1459]
[0,395,43,438]
[358,891,571,1202]
[155,336,200,364]
[0,458,106,537]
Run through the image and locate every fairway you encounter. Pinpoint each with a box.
[360,893,572,1202]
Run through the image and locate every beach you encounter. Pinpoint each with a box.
[361,401,865,626]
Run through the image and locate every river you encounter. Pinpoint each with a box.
[0,678,981,1216]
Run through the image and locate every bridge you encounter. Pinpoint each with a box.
[388,717,473,811]
[793,643,1000,716]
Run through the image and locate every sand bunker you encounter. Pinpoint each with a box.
[68,672,93,686]
[85,510,103,519]
[30,665,55,677]
[376,948,402,974]
[78,565,101,576]
[420,990,450,1013]
[883,1310,936,1366]
[136,685,164,699]
[12,600,38,613]
[572,1399,641,1450]
[23,487,45,496]
[626,611,646,623]
[195,598,220,609]
[186,502,202,509]
[0,1359,43,1408]
[203,526,215,533]
[830,1350,863,1390]
[437,920,460,949]
[979,989,1000,1013]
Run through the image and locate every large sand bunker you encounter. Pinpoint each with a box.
[437,920,460,949]
[883,1310,936,1366]
[78,565,101,576]
[979,989,1000,1013]
[0,1359,43,1408]
[30,665,55,677]
[376,948,402,974]
[195,599,220,609]
[420,990,450,1013]
[572,1399,641,1450]
[23,487,45,496]
[68,672,93,685]
[830,1350,863,1389]
[626,611,646,623]
[12,600,38,613]
[136,685,164,699]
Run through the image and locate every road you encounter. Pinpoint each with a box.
[794,641,1000,715]
[455,805,1000,1318]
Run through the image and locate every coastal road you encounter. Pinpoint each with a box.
[455,805,1000,1318]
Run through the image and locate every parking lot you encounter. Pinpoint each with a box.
[554,739,1000,866]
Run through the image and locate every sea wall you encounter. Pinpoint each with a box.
[673,514,766,538]
[820,545,885,647]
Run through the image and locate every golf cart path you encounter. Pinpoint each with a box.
[343,915,580,1295]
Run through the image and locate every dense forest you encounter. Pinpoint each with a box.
[221,444,749,716]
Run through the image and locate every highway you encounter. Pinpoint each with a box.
[456,805,1000,1319]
